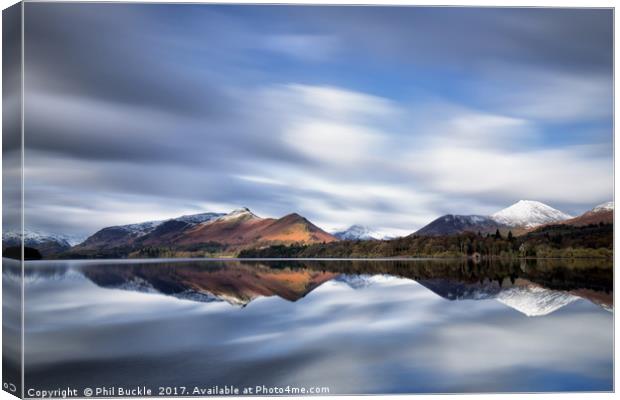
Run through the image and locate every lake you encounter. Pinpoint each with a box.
[4,258,614,395]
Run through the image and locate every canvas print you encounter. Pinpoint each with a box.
[2,2,614,397]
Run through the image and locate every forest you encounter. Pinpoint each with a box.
[238,223,613,259]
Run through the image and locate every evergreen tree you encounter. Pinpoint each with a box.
[494,229,501,239]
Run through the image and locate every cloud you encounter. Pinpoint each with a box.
[283,120,384,166]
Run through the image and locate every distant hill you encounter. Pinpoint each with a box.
[2,230,76,258]
[333,225,382,240]
[414,214,507,236]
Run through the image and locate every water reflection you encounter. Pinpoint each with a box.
[13,258,614,393]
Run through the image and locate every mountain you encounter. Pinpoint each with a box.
[69,208,337,257]
[414,214,507,236]
[73,212,224,252]
[491,200,572,228]
[557,201,613,227]
[333,225,381,240]
[2,230,78,257]
[176,208,337,247]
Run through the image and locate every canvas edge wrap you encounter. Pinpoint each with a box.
[2,2,24,398]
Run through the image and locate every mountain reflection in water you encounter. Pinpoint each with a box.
[24,258,612,315]
[8,258,614,394]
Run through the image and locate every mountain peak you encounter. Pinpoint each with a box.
[217,207,260,222]
[280,213,308,222]
[491,200,571,228]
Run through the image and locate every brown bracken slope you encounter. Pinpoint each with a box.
[557,209,613,227]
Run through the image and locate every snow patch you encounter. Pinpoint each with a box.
[214,207,260,222]
[2,230,81,247]
[592,201,614,213]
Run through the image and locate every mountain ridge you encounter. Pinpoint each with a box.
[68,208,338,257]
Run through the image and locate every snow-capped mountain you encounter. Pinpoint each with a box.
[592,201,614,213]
[2,230,79,256]
[3,230,70,246]
[414,214,507,236]
[491,200,572,228]
[333,225,382,240]
[213,207,259,222]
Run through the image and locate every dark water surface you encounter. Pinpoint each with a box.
[7,258,614,394]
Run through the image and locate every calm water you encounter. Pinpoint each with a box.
[5,258,614,395]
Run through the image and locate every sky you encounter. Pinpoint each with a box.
[19,4,613,238]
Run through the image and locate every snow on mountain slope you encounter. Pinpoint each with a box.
[592,201,614,213]
[214,207,260,222]
[496,285,580,317]
[2,230,78,248]
[2,230,81,256]
[491,200,572,228]
[333,225,381,240]
[105,212,225,237]
[172,212,224,225]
